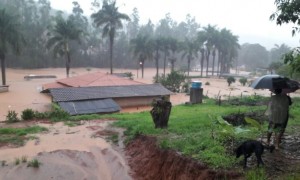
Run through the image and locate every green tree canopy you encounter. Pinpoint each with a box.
[270,0,300,36]
[91,0,130,74]
[0,9,25,85]
[46,17,82,77]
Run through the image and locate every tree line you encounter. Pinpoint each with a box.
[0,0,298,85]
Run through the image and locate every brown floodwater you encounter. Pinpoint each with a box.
[0,120,132,180]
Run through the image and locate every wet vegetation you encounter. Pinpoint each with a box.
[106,96,300,178]
[0,126,48,147]
[110,97,266,168]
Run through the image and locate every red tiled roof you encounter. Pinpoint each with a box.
[42,72,144,92]
[42,82,69,90]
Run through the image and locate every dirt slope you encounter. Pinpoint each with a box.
[126,135,242,180]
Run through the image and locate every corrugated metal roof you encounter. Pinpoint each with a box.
[50,84,172,102]
[58,99,121,115]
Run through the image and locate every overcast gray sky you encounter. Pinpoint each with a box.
[50,0,300,50]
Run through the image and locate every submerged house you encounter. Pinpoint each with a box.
[42,72,172,115]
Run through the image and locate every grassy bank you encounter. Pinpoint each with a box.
[107,98,268,168]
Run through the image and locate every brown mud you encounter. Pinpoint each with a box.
[126,135,242,180]
[0,120,132,180]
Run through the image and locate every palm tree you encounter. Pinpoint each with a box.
[196,31,206,77]
[0,9,25,85]
[161,37,171,77]
[203,24,218,76]
[91,1,130,74]
[218,28,240,75]
[181,37,197,77]
[130,34,153,78]
[46,17,82,77]
[168,38,179,72]
[152,37,162,82]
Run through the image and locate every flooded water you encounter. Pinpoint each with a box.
[0,120,132,180]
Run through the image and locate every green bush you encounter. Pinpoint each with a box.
[49,103,70,121]
[6,110,20,123]
[27,159,41,168]
[227,76,236,86]
[21,109,35,120]
[34,111,49,119]
[124,72,134,80]
[155,71,186,92]
[239,77,247,86]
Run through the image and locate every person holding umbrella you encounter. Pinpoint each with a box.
[266,88,291,149]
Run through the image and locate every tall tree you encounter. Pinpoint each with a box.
[270,1,300,77]
[238,43,268,71]
[152,37,162,82]
[156,13,175,37]
[127,8,140,40]
[130,34,153,78]
[203,24,218,76]
[270,0,300,36]
[0,9,25,85]
[161,37,172,77]
[270,44,291,63]
[168,38,180,72]
[196,31,206,77]
[91,1,130,74]
[46,17,82,77]
[218,28,240,74]
[181,37,197,77]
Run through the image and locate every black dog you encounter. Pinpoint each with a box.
[235,140,274,168]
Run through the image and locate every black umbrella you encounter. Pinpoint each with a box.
[282,79,300,93]
[250,74,288,89]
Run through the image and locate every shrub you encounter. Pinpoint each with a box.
[124,72,134,80]
[21,156,27,163]
[27,159,41,168]
[15,158,20,165]
[155,71,186,92]
[205,82,210,85]
[239,77,247,86]
[21,109,35,120]
[6,110,20,123]
[34,111,49,119]
[49,103,70,121]
[227,76,236,86]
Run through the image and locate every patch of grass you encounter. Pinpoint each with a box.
[107,98,267,168]
[107,134,119,144]
[14,158,20,165]
[27,159,41,168]
[245,167,267,180]
[0,126,47,146]
[21,156,27,163]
